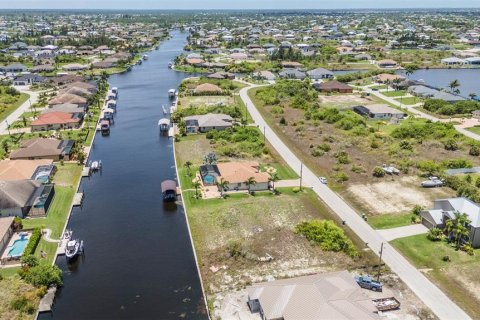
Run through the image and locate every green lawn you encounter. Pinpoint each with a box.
[0,266,21,278]
[396,96,420,105]
[0,92,29,122]
[392,234,480,317]
[466,126,480,136]
[53,163,83,187]
[382,90,406,97]
[370,84,387,90]
[260,162,299,180]
[22,186,75,239]
[368,213,412,229]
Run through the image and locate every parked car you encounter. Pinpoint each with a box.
[319,177,327,184]
[355,275,383,292]
[421,176,444,188]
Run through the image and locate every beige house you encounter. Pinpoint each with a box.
[200,161,270,192]
[247,271,379,320]
[0,159,53,181]
[184,113,233,133]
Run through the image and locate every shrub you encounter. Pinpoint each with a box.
[334,151,350,164]
[279,117,287,125]
[442,158,472,169]
[351,164,366,173]
[292,187,300,193]
[462,244,474,256]
[370,140,380,149]
[372,166,385,177]
[295,220,358,258]
[21,255,39,268]
[22,264,63,288]
[226,239,244,258]
[22,228,41,257]
[10,296,35,314]
[444,138,459,151]
[311,149,324,157]
[469,145,480,156]
[334,172,349,183]
[427,228,443,241]
[412,205,423,216]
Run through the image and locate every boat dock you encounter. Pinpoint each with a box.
[73,193,84,206]
[38,287,57,313]
[82,166,91,177]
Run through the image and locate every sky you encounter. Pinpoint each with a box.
[2,0,480,9]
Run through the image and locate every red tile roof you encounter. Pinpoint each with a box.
[31,112,80,126]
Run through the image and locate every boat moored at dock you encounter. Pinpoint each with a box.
[65,239,84,262]
[143,54,148,60]
[168,89,176,99]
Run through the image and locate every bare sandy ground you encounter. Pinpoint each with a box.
[347,176,453,215]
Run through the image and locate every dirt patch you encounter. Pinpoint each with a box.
[445,265,480,303]
[179,95,234,109]
[318,93,375,107]
[347,176,454,215]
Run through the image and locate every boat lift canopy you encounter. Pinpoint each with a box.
[161,180,177,193]
[158,118,170,126]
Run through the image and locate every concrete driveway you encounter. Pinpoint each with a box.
[239,84,471,320]
[377,224,429,241]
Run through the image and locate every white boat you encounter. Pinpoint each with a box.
[65,239,84,261]
[143,54,148,60]
[168,89,176,99]
[111,87,118,94]
[91,160,102,171]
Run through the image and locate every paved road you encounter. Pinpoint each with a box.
[0,87,40,135]
[239,85,471,320]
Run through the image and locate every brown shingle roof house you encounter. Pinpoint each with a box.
[9,138,75,161]
[247,270,379,320]
[194,83,223,94]
[48,93,87,107]
[314,80,353,93]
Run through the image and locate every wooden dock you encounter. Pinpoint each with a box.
[82,166,91,177]
[73,193,84,206]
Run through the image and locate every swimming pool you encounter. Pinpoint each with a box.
[203,175,215,184]
[7,237,29,258]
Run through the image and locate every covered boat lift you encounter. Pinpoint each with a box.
[158,118,170,132]
[161,180,177,201]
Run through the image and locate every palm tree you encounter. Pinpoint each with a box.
[184,161,193,176]
[192,180,201,199]
[445,211,471,249]
[268,172,279,192]
[244,177,256,195]
[469,93,477,100]
[448,80,460,94]
[216,178,229,198]
[404,64,418,79]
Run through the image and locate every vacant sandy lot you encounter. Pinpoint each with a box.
[318,93,375,107]
[179,95,234,108]
[347,176,454,215]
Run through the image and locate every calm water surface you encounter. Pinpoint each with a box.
[39,31,207,320]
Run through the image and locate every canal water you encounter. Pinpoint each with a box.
[397,68,480,97]
[39,31,207,319]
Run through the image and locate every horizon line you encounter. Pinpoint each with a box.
[1,7,480,10]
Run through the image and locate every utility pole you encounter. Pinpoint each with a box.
[5,120,10,136]
[377,242,384,282]
[263,126,266,145]
[299,163,303,191]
